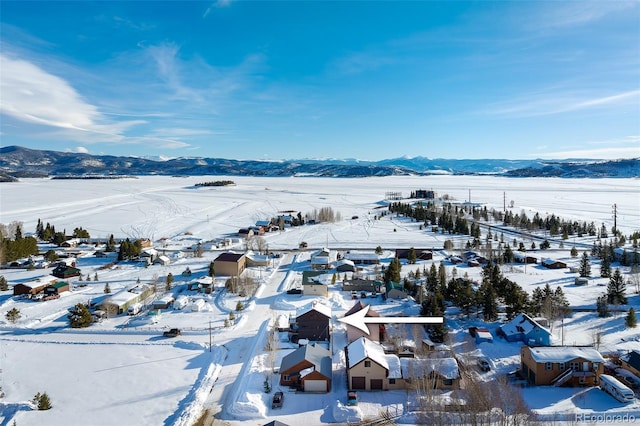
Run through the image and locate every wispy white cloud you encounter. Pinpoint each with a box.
[533,136,640,159]
[203,0,232,18]
[535,1,637,29]
[482,89,640,118]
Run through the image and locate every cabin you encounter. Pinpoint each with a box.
[289,302,331,343]
[52,264,82,279]
[541,258,567,269]
[44,281,70,297]
[475,329,493,344]
[395,249,433,261]
[497,313,553,346]
[213,252,246,277]
[13,280,51,296]
[344,251,380,265]
[336,259,356,273]
[153,255,171,266]
[514,252,538,264]
[520,346,605,387]
[279,343,332,392]
[620,350,640,377]
[346,337,403,391]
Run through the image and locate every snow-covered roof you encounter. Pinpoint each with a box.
[344,252,379,261]
[385,354,402,379]
[400,357,460,380]
[476,330,493,340]
[499,313,550,337]
[347,337,388,370]
[297,301,331,319]
[527,346,605,364]
[280,343,332,378]
[336,259,355,267]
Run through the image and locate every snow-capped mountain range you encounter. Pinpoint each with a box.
[0,146,638,180]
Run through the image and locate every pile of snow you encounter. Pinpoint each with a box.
[332,400,362,423]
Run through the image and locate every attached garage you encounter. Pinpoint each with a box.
[370,379,383,390]
[304,379,328,393]
[351,376,366,390]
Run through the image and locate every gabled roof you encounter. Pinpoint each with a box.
[302,270,326,285]
[297,301,331,319]
[345,301,380,317]
[400,358,459,380]
[214,252,244,263]
[280,343,332,378]
[499,313,551,338]
[624,350,640,371]
[385,281,405,292]
[347,337,388,370]
[527,346,604,364]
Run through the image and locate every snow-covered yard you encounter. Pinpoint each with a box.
[0,176,639,425]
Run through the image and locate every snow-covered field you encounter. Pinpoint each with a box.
[0,176,639,426]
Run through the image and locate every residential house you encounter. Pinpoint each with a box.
[153,255,171,266]
[395,249,433,261]
[401,357,461,390]
[290,302,331,343]
[520,346,605,386]
[497,313,553,346]
[60,238,81,248]
[302,271,328,297]
[13,280,52,296]
[620,350,640,377]
[342,279,381,293]
[541,258,567,269]
[344,301,384,343]
[44,281,70,297]
[344,251,380,265]
[213,252,246,277]
[514,252,538,264]
[384,281,407,300]
[614,247,640,265]
[336,259,356,273]
[139,247,158,264]
[245,251,269,267]
[237,228,254,239]
[310,248,333,270]
[51,264,82,279]
[99,284,154,315]
[346,337,403,391]
[279,343,332,392]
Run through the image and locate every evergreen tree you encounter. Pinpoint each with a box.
[407,247,417,264]
[570,246,578,257]
[166,273,174,287]
[331,273,336,284]
[375,245,383,255]
[5,307,21,323]
[236,301,244,311]
[94,272,98,281]
[208,261,215,278]
[596,295,609,318]
[607,268,627,305]
[503,245,514,263]
[579,252,591,277]
[384,257,402,283]
[0,275,8,291]
[626,308,637,328]
[36,392,52,410]
[600,252,611,278]
[69,303,93,328]
[104,283,111,294]
[480,282,498,321]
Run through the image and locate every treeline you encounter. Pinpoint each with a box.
[195,180,235,187]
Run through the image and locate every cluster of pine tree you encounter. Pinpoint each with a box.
[117,238,143,261]
[0,223,38,263]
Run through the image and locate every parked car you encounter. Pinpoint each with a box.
[347,391,358,406]
[478,357,491,372]
[286,288,302,295]
[271,391,284,409]
[163,328,182,338]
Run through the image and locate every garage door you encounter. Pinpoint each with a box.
[351,376,366,390]
[304,380,327,392]
[370,379,383,390]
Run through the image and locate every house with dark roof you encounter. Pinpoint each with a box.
[344,301,384,343]
[44,281,70,297]
[395,248,433,261]
[213,252,246,277]
[520,346,605,386]
[279,343,332,392]
[541,258,567,269]
[51,264,81,279]
[620,350,640,378]
[302,270,328,297]
[384,281,407,300]
[497,313,553,346]
[289,302,331,343]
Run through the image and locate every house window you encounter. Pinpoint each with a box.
[443,379,453,386]
[570,362,580,371]
[558,362,565,371]
[283,375,290,381]
[579,376,585,384]
[389,379,395,384]
[545,362,553,371]
[364,361,371,368]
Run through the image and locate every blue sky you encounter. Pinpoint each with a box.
[1,1,639,160]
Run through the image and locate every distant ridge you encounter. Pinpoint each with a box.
[0,146,637,179]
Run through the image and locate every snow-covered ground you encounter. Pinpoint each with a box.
[0,176,639,426]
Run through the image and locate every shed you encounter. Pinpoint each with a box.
[153,255,171,266]
[44,281,70,296]
[13,281,50,296]
[574,277,589,286]
[542,258,567,269]
[475,329,493,344]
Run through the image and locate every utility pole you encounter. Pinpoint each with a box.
[612,204,617,234]
[503,192,506,212]
[209,320,212,352]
